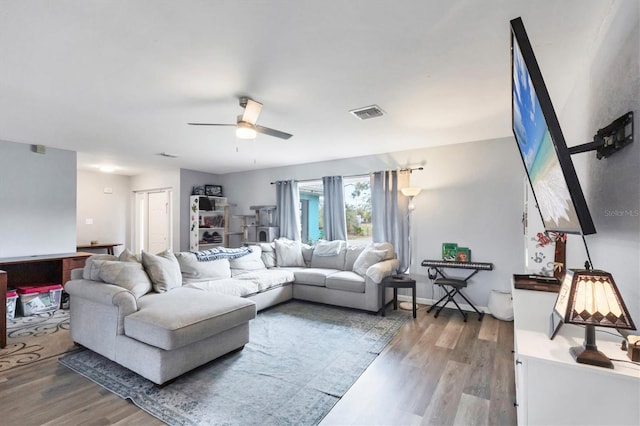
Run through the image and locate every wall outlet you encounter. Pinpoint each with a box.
[85,218,93,225]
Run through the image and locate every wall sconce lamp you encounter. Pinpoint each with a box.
[401,187,422,211]
[554,269,636,368]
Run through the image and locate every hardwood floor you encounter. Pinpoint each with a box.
[321,305,517,425]
[0,305,516,426]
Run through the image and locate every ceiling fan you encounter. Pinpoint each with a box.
[188,97,293,140]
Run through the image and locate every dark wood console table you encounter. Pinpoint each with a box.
[0,252,91,348]
[76,243,122,255]
[421,259,494,321]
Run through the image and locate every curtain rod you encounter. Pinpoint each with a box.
[270,167,423,185]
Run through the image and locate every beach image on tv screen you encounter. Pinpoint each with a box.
[512,41,579,232]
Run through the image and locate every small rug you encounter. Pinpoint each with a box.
[1,309,77,372]
[60,301,410,426]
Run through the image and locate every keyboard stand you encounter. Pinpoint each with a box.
[420,260,493,322]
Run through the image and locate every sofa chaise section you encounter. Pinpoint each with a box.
[66,274,256,384]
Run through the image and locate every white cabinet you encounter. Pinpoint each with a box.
[512,286,640,425]
[189,195,229,251]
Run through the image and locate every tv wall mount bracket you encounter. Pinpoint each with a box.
[568,111,634,159]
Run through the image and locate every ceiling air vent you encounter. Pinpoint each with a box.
[349,105,385,120]
[157,152,178,158]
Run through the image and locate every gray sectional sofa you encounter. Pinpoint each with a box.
[65,239,399,384]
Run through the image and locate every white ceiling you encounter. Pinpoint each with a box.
[0,0,614,175]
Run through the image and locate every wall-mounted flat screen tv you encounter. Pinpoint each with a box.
[511,17,596,235]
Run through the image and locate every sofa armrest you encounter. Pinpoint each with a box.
[70,268,84,280]
[366,258,400,284]
[65,279,138,315]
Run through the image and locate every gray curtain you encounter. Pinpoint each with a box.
[275,180,301,241]
[322,176,347,241]
[371,170,410,272]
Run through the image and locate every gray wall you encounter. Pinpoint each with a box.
[220,136,525,308]
[76,170,131,256]
[179,168,222,251]
[560,1,639,323]
[0,140,77,257]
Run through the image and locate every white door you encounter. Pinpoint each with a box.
[134,189,172,254]
[148,191,171,253]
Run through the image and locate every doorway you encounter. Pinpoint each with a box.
[134,189,172,254]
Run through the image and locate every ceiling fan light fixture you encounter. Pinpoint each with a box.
[236,121,257,139]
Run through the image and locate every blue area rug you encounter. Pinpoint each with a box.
[59,300,410,426]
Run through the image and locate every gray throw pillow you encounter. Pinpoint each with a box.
[83,254,118,280]
[118,248,141,263]
[92,260,152,298]
[141,250,182,292]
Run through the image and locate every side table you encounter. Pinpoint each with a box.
[380,275,416,318]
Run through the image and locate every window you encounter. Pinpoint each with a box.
[298,177,372,246]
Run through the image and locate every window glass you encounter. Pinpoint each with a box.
[298,177,372,246]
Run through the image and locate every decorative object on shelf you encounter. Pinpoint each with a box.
[192,186,205,196]
[205,185,223,197]
[198,196,213,211]
[442,243,458,261]
[553,268,636,368]
[456,247,470,262]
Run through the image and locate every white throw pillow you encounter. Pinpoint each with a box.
[274,238,305,267]
[372,242,395,260]
[352,248,387,277]
[83,254,118,280]
[313,240,345,256]
[229,246,266,272]
[141,250,182,292]
[259,243,277,268]
[175,252,231,282]
[92,260,152,298]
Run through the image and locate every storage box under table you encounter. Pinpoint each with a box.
[16,284,63,316]
[6,290,17,320]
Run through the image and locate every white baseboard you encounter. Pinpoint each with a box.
[396,294,489,314]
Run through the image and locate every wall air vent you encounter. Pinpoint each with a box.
[349,105,385,120]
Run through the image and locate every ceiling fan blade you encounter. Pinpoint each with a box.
[242,99,263,125]
[187,123,235,126]
[255,125,293,140]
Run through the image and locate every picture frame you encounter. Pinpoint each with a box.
[205,184,223,197]
[192,185,205,196]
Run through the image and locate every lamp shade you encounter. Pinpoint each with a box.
[554,269,635,368]
[555,269,635,330]
[401,187,421,197]
[236,121,257,139]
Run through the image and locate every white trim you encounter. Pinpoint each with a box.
[396,294,490,314]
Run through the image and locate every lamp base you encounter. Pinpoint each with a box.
[570,345,614,369]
